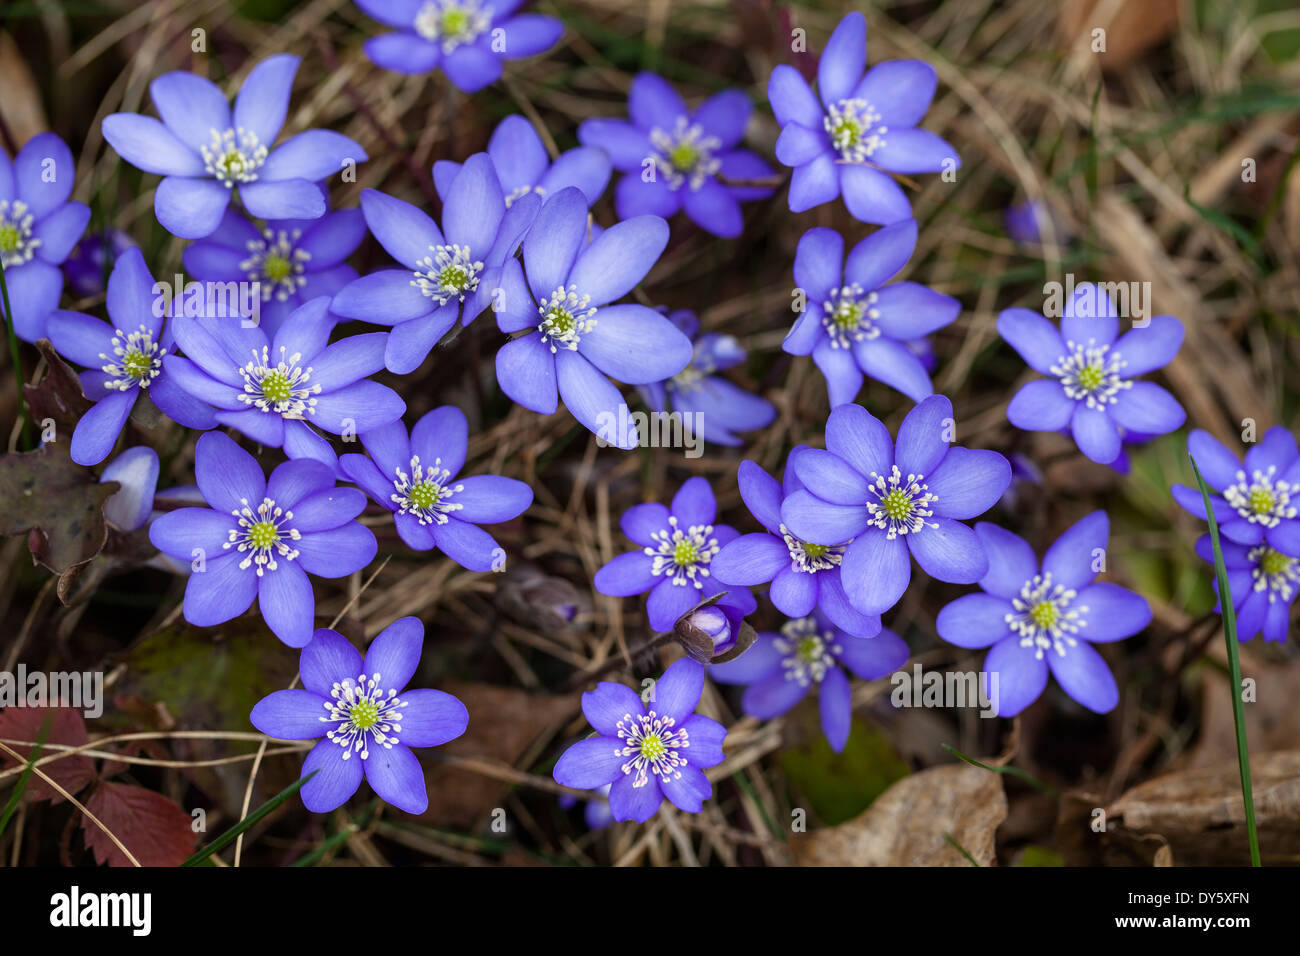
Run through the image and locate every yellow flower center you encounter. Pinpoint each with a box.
[247,520,278,549]
[1030,600,1059,629]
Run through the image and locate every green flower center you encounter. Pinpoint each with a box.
[260,369,293,404]
[668,142,700,172]
[803,542,830,559]
[673,539,699,566]
[122,349,154,380]
[1075,363,1105,392]
[1250,487,1276,514]
[247,520,279,549]
[1261,548,1292,576]
[440,264,469,292]
[544,306,575,337]
[881,488,913,521]
[0,224,18,252]
[797,635,823,664]
[350,699,380,730]
[639,733,666,762]
[1030,600,1059,629]
[407,480,443,512]
[262,253,292,283]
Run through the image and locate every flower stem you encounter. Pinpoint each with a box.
[1190,454,1261,866]
[0,262,32,449]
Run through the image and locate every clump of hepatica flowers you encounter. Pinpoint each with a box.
[594,476,756,632]
[998,282,1185,465]
[552,658,725,822]
[935,513,1151,717]
[354,0,563,93]
[148,432,376,647]
[712,450,881,637]
[340,405,533,570]
[492,187,693,448]
[769,11,958,223]
[780,397,1011,616]
[331,153,541,374]
[434,114,611,210]
[784,220,960,406]
[711,611,908,752]
[1194,534,1297,643]
[102,55,366,239]
[47,247,217,466]
[1172,427,1300,557]
[163,296,405,469]
[636,309,775,447]
[182,207,366,339]
[0,132,91,342]
[251,618,468,813]
[578,72,775,238]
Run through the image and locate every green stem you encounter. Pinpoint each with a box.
[1190,455,1261,866]
[0,262,32,448]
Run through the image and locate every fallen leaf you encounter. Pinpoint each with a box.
[1058,0,1180,72]
[792,761,1007,866]
[0,443,116,576]
[0,705,95,803]
[22,339,92,435]
[0,31,47,145]
[82,781,196,867]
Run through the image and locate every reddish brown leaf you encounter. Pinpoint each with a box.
[82,781,196,867]
[0,706,94,802]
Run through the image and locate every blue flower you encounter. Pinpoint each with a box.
[769,12,958,222]
[558,783,614,830]
[102,55,367,239]
[63,229,137,299]
[1194,534,1297,643]
[636,309,775,447]
[784,221,959,405]
[0,133,91,342]
[434,114,611,209]
[148,431,377,646]
[47,247,218,465]
[780,396,1011,616]
[1172,427,1300,558]
[578,72,775,238]
[332,154,541,373]
[712,611,908,752]
[163,296,405,471]
[100,446,160,532]
[182,207,366,339]
[552,658,725,822]
[493,186,692,448]
[594,476,756,632]
[339,404,533,570]
[712,450,881,637]
[998,282,1185,464]
[1003,199,1066,247]
[936,513,1151,717]
[250,619,468,813]
[355,0,563,93]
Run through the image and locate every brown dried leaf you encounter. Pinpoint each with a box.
[0,443,116,577]
[82,781,196,867]
[1058,0,1180,72]
[792,762,1007,866]
[23,339,92,434]
[0,31,47,145]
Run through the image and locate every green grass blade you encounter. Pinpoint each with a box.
[943,831,980,866]
[1189,455,1261,866]
[181,768,318,867]
[941,743,1059,796]
[0,715,51,837]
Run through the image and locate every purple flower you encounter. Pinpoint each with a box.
[999,283,1186,465]
[355,0,563,93]
[182,207,366,339]
[781,396,1011,616]
[63,229,138,299]
[784,221,959,405]
[163,296,404,470]
[250,619,468,813]
[769,12,958,223]
[434,114,611,209]
[1172,427,1300,558]
[936,513,1151,716]
[100,446,160,531]
[558,783,614,830]
[712,449,882,637]
[47,247,218,465]
[593,476,757,631]
[1194,534,1296,643]
[493,187,692,448]
[0,133,91,342]
[339,404,533,570]
[578,72,775,238]
[635,309,774,447]
[148,431,377,646]
[712,612,908,752]
[332,154,540,374]
[552,657,725,822]
[1003,199,1066,247]
[101,55,367,239]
